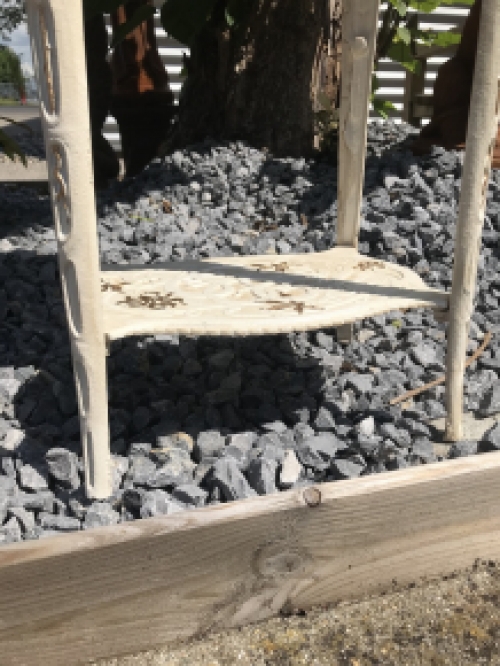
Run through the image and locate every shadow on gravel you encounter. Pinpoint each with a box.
[3,250,333,464]
[1,138,438,474]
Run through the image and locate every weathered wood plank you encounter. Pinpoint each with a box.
[1,452,500,665]
[337,0,380,248]
[444,0,500,441]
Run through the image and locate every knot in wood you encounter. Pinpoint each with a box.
[303,487,321,507]
[352,36,368,58]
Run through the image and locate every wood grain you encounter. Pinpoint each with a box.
[1,452,500,665]
[445,0,500,441]
[337,0,380,248]
[101,248,448,340]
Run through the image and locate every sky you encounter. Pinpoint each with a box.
[1,22,34,77]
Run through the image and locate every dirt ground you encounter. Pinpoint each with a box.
[95,559,500,666]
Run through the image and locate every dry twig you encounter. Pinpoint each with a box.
[390,331,492,406]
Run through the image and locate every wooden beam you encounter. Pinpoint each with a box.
[1,452,500,665]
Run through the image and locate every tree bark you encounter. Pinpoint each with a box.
[171,0,342,157]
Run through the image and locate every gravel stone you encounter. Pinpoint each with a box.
[140,490,184,518]
[279,450,302,487]
[129,456,157,487]
[0,516,22,543]
[448,440,479,458]
[0,428,25,455]
[18,464,49,492]
[331,458,365,480]
[477,385,500,418]
[149,450,195,489]
[39,512,81,532]
[172,483,208,507]
[193,431,225,462]
[46,448,80,489]
[83,502,121,529]
[411,344,437,368]
[246,458,278,495]
[0,475,17,497]
[7,506,35,532]
[297,434,348,471]
[205,458,257,501]
[357,416,375,438]
[479,423,500,452]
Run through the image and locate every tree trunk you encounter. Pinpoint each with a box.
[171,0,342,157]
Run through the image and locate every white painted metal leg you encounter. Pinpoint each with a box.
[26,0,112,497]
[444,0,500,441]
[337,0,379,249]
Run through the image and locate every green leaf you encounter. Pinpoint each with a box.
[111,4,155,47]
[396,25,412,45]
[225,8,235,27]
[0,127,26,166]
[416,29,462,48]
[388,0,408,16]
[387,41,421,73]
[406,0,442,11]
[372,98,397,120]
[160,0,218,46]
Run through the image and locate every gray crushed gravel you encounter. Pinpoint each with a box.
[0,120,499,543]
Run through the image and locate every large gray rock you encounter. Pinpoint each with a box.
[477,385,500,418]
[0,516,22,543]
[206,458,257,501]
[0,428,25,456]
[12,490,55,513]
[279,450,302,488]
[479,422,500,452]
[448,440,479,459]
[129,456,157,487]
[331,458,365,480]
[411,344,437,368]
[297,434,348,471]
[7,506,35,533]
[246,458,277,495]
[18,464,49,492]
[0,475,17,497]
[172,483,208,507]
[46,448,80,490]
[0,496,9,524]
[83,502,121,530]
[39,513,81,532]
[140,490,184,519]
[149,450,195,489]
[193,430,225,462]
